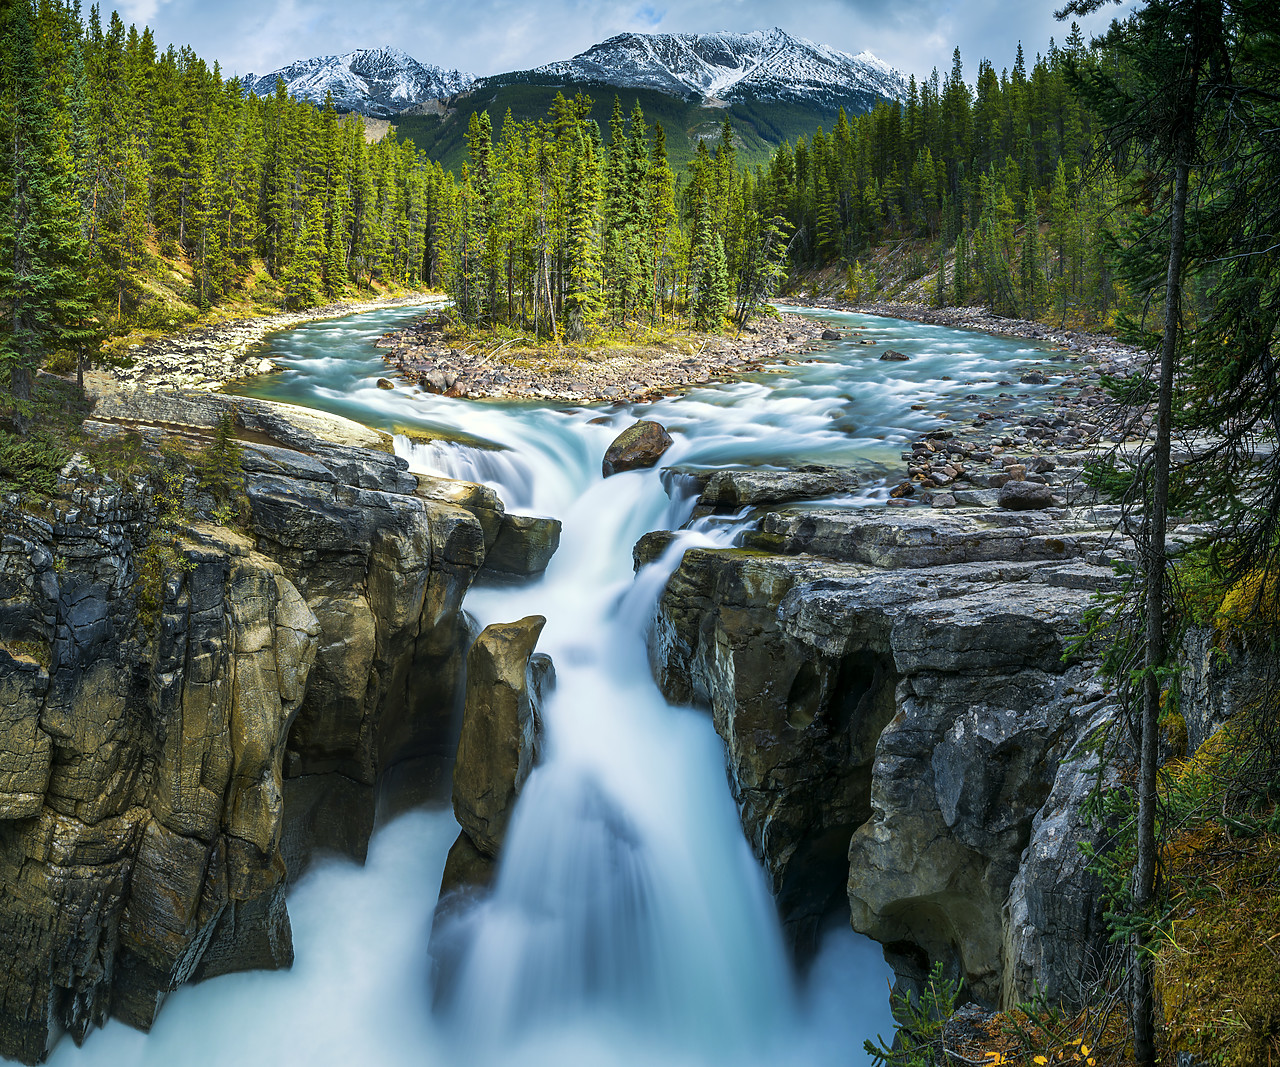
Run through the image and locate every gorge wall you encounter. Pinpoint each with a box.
[0,393,556,1064]
[649,499,1131,1008]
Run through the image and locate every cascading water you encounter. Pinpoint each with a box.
[420,434,797,1065]
[36,304,1070,1066]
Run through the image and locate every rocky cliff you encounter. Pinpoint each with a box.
[0,393,555,1063]
[650,497,1130,1006]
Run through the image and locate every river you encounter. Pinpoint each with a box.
[44,305,1061,1066]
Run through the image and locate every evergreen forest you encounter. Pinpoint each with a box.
[758,28,1116,323]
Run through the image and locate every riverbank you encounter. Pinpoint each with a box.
[88,292,449,399]
[372,311,832,402]
[769,296,1150,509]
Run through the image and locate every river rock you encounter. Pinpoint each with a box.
[880,350,910,361]
[821,329,843,341]
[998,480,1057,510]
[602,421,673,477]
[414,474,505,552]
[664,465,860,512]
[479,515,562,581]
[450,616,548,859]
[91,389,396,455]
[632,530,676,570]
[747,507,1107,569]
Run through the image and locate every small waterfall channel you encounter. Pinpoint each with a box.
[42,304,1068,1066]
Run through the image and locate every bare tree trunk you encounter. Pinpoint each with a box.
[1133,131,1192,1067]
[9,365,32,433]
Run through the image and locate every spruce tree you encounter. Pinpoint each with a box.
[692,231,730,330]
[282,197,325,309]
[1059,1,1229,1059]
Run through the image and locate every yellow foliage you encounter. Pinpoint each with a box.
[1216,569,1280,632]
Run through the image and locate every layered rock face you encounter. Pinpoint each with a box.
[652,502,1127,1003]
[0,397,545,1063]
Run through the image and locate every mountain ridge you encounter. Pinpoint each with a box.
[241,29,907,119]
[504,28,907,111]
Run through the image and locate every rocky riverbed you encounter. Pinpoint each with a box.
[93,294,449,395]
[371,310,833,402]
[372,300,1151,518]
[780,297,1143,365]
[761,298,1152,512]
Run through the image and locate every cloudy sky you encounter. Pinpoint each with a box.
[111,0,1127,83]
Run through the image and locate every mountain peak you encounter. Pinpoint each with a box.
[242,47,476,118]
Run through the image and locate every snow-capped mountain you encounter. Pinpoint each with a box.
[241,47,475,118]
[504,28,907,110]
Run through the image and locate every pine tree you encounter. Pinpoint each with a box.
[1018,205,1047,317]
[563,140,603,340]
[1060,1,1229,1059]
[692,230,730,330]
[645,122,679,322]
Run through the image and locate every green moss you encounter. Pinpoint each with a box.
[1162,707,1190,756]
[0,640,51,670]
[1156,832,1280,1066]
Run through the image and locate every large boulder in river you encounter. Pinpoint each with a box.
[451,616,549,859]
[998,480,1057,511]
[602,420,673,477]
[479,514,562,581]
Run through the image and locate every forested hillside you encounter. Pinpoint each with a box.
[757,29,1120,325]
[1,0,442,334]
[393,84,822,174]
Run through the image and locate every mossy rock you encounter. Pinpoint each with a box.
[1216,569,1280,633]
[389,424,507,452]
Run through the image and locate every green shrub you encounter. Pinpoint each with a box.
[42,350,76,376]
[865,962,962,1067]
[0,432,70,495]
[196,413,248,525]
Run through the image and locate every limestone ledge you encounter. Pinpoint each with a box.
[0,391,555,1064]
